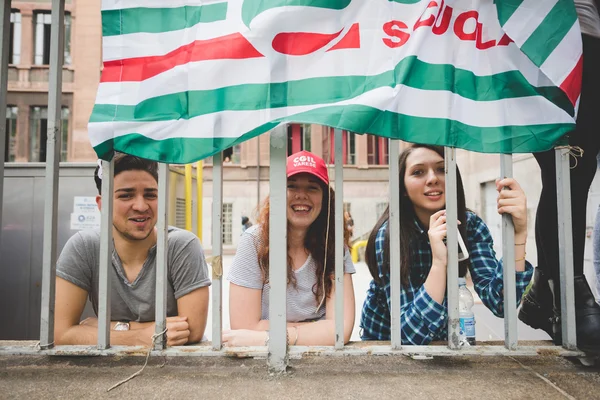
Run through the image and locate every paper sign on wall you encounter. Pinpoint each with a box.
[70,196,101,230]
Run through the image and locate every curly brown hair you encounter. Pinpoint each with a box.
[255,182,351,306]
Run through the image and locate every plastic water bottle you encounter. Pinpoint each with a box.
[458,277,476,346]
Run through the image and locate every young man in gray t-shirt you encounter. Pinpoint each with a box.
[54,153,211,346]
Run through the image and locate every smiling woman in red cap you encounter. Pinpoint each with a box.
[223,150,356,347]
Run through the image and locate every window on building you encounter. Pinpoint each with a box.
[287,124,311,155]
[5,106,18,162]
[175,198,186,229]
[302,124,311,153]
[10,10,21,65]
[29,106,69,162]
[33,11,71,65]
[223,145,241,164]
[327,128,357,165]
[346,132,356,165]
[222,203,233,245]
[367,134,388,165]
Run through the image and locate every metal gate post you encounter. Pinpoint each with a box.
[0,0,10,248]
[555,147,577,349]
[389,139,401,349]
[334,129,344,349]
[500,155,518,350]
[212,154,223,350]
[154,163,169,349]
[268,125,288,373]
[39,0,65,349]
[445,147,460,349]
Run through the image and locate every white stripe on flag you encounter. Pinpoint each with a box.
[540,22,582,86]
[97,44,548,107]
[501,0,559,44]
[89,84,574,145]
[102,0,224,11]
[102,21,236,61]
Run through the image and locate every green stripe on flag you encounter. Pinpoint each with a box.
[242,0,351,27]
[90,57,572,124]
[495,0,525,27]
[520,0,577,66]
[102,3,228,37]
[93,104,573,163]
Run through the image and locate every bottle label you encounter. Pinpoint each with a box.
[460,316,476,338]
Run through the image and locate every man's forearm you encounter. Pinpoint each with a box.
[56,324,153,346]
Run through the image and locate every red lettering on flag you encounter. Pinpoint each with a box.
[382,20,411,48]
[414,1,438,31]
[432,0,452,35]
[454,11,478,41]
[476,23,496,50]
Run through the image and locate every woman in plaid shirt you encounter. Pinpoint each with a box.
[360,144,533,344]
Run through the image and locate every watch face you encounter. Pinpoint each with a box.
[114,322,130,331]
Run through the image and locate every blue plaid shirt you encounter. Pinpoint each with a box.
[360,211,533,345]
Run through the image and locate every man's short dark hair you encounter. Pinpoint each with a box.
[94,152,159,194]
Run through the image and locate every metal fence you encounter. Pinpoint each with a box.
[0,0,584,374]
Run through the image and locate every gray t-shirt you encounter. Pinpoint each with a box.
[576,0,600,38]
[56,227,211,322]
[228,225,356,322]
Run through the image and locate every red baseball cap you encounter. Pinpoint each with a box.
[287,150,329,185]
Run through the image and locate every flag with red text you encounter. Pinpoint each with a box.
[89,0,582,163]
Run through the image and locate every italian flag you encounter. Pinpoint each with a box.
[89,0,582,163]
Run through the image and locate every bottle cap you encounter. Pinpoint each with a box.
[458,277,467,286]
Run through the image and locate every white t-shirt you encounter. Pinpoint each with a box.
[228,225,356,322]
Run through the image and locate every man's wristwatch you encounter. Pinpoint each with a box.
[113,321,130,331]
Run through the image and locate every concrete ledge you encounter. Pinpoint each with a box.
[0,340,585,358]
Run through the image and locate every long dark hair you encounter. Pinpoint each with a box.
[256,182,351,304]
[365,144,470,286]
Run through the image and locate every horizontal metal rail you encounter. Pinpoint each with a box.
[0,342,585,358]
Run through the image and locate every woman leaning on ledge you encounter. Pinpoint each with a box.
[222,151,356,347]
[360,144,533,345]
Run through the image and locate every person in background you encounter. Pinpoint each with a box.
[593,153,600,306]
[223,150,356,346]
[360,144,533,344]
[242,216,253,233]
[518,0,600,352]
[54,153,211,346]
[345,211,355,239]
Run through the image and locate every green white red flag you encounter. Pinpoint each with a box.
[89,0,582,163]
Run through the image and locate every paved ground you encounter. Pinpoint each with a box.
[1,353,599,399]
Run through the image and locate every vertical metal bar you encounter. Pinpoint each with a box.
[211,154,223,350]
[268,125,288,373]
[445,147,460,349]
[196,161,203,241]
[389,139,402,349]
[500,154,517,350]
[154,163,169,350]
[334,129,344,349]
[0,0,10,248]
[257,138,261,208]
[184,164,192,231]
[555,148,577,349]
[97,159,114,349]
[39,0,65,349]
